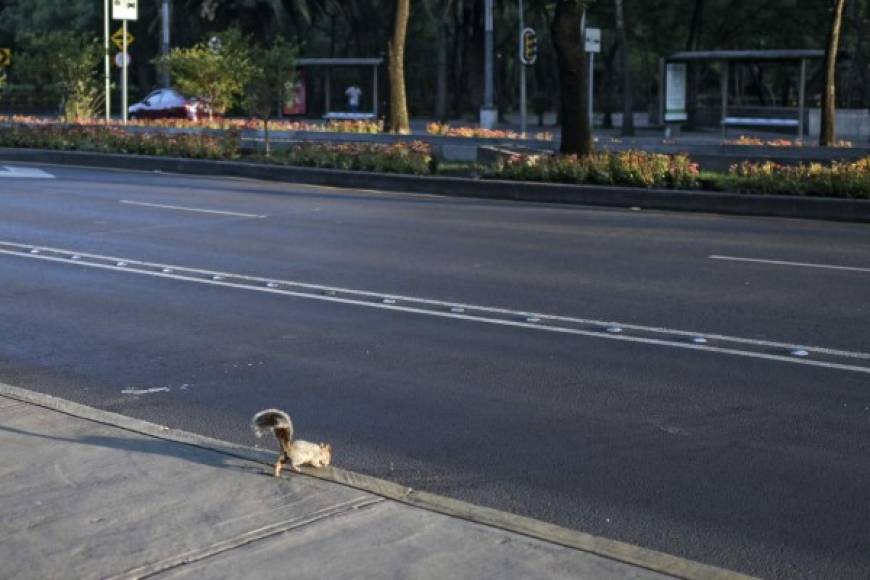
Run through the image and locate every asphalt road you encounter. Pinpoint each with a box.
[0,163,868,579]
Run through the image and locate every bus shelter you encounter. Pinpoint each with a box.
[662,49,829,138]
[294,58,383,120]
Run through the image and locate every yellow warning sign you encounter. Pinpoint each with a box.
[111,29,134,51]
[0,48,11,68]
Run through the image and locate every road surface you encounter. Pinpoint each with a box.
[0,163,868,578]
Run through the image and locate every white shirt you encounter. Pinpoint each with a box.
[345,86,362,106]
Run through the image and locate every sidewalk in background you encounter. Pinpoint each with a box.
[0,383,753,580]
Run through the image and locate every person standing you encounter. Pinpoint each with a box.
[345,84,362,112]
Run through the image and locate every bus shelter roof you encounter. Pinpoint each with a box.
[295,58,383,67]
[667,49,825,63]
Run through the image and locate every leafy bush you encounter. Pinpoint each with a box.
[709,159,870,198]
[427,122,553,141]
[273,141,433,174]
[13,32,102,121]
[491,150,700,189]
[155,29,255,118]
[324,119,383,134]
[0,123,241,159]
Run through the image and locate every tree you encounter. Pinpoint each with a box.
[422,0,456,121]
[388,0,411,134]
[820,0,848,146]
[244,38,297,156]
[15,32,102,121]
[552,0,593,155]
[614,0,634,136]
[155,29,255,120]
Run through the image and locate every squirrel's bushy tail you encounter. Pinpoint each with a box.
[252,409,293,452]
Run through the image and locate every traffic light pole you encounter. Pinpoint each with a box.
[104,0,110,120]
[519,0,527,135]
[122,19,128,124]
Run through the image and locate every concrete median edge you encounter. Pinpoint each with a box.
[0,147,867,223]
[0,381,756,580]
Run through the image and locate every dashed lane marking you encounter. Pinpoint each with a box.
[710,254,870,274]
[1,240,869,375]
[119,200,267,219]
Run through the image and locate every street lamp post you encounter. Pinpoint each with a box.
[518,0,526,135]
[104,0,110,120]
[160,0,171,87]
[480,0,497,129]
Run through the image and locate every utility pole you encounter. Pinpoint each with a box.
[104,0,110,120]
[480,0,497,129]
[519,0,526,135]
[160,0,171,87]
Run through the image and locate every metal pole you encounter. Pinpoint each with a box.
[481,0,495,128]
[798,58,807,142]
[588,52,594,127]
[519,0,526,134]
[122,19,128,124]
[104,0,110,120]
[372,65,378,118]
[160,0,171,87]
[720,62,728,138]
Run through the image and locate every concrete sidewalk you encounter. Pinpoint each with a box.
[0,384,752,580]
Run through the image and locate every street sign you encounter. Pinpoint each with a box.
[114,52,132,68]
[585,27,601,53]
[112,0,138,21]
[665,62,688,122]
[111,28,134,50]
[520,28,538,66]
[0,48,11,68]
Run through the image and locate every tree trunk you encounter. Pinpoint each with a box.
[435,22,449,120]
[615,0,634,136]
[388,0,411,134]
[820,0,847,146]
[552,0,592,155]
[460,0,485,116]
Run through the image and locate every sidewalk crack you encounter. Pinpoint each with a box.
[108,496,384,580]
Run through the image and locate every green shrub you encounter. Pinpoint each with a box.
[720,159,870,198]
[491,150,700,189]
[0,123,241,159]
[274,141,433,175]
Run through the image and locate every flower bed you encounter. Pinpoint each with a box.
[0,121,433,175]
[725,135,854,148]
[490,150,700,189]
[426,122,553,141]
[705,159,870,198]
[0,114,382,134]
[268,141,433,175]
[1,121,867,198]
[0,122,241,159]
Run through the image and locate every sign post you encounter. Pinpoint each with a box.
[112,0,137,124]
[584,27,601,127]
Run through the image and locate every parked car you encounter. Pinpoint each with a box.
[128,88,212,121]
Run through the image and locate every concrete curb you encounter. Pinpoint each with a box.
[0,382,755,580]
[1,147,868,223]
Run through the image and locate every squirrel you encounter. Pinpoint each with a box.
[251,409,333,477]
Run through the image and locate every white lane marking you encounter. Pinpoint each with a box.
[119,200,266,219]
[0,166,55,179]
[121,387,170,395]
[710,255,870,274]
[1,241,869,374]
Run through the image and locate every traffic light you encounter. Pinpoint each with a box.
[521,28,537,66]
